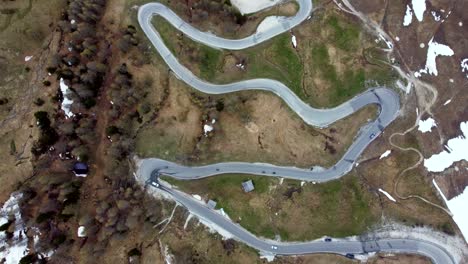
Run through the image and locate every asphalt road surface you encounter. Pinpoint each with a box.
[136,1,457,263]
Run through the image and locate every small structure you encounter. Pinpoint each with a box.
[242,180,255,193]
[73,162,89,177]
[207,200,217,209]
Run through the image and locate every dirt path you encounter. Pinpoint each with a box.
[334,0,450,216]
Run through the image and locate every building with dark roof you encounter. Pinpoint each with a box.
[242,180,254,193]
[73,162,89,177]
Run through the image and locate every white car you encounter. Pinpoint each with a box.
[151,182,160,188]
[271,245,278,250]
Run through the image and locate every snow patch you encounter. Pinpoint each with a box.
[412,0,427,22]
[433,179,468,241]
[183,213,193,229]
[395,80,412,94]
[77,226,86,237]
[163,245,174,264]
[379,150,392,159]
[461,58,468,78]
[259,253,275,262]
[431,11,441,21]
[216,208,230,219]
[257,16,283,34]
[424,121,468,172]
[354,252,376,262]
[443,99,451,106]
[459,21,463,27]
[379,33,393,49]
[291,34,297,48]
[71,19,76,24]
[0,192,29,264]
[59,78,74,118]
[418,117,436,133]
[230,0,282,15]
[24,56,33,62]
[415,38,454,77]
[378,189,397,202]
[197,217,234,239]
[395,36,400,42]
[403,5,413,26]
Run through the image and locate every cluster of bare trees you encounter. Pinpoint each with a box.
[169,0,246,36]
[31,0,108,159]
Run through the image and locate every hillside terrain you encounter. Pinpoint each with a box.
[0,0,467,263]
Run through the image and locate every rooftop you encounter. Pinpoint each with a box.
[242,180,254,193]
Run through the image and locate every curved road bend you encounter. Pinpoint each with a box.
[136,1,456,263]
[152,183,455,264]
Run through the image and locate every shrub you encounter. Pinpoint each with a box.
[36,211,56,224]
[128,248,141,257]
[34,98,45,106]
[106,125,120,136]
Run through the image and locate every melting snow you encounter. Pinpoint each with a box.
[24,56,33,62]
[395,80,412,94]
[431,11,441,21]
[0,192,29,264]
[379,150,392,159]
[59,78,74,118]
[379,189,397,202]
[77,226,86,237]
[418,117,436,133]
[163,245,174,264]
[433,179,468,241]
[379,34,393,49]
[183,214,193,229]
[461,58,468,78]
[412,0,427,22]
[403,5,413,26]
[257,16,282,34]
[203,124,213,135]
[424,121,468,172]
[230,0,282,15]
[414,38,454,77]
[291,35,297,48]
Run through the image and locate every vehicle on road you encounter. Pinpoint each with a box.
[324,237,332,242]
[271,245,278,250]
[369,133,376,139]
[151,182,160,188]
[345,253,355,259]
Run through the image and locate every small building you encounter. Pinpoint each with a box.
[73,162,89,177]
[242,180,254,193]
[207,200,217,209]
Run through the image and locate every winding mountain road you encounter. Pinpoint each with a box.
[136,1,457,263]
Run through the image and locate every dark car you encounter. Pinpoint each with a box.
[345,253,355,259]
[324,237,332,242]
[369,133,376,139]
